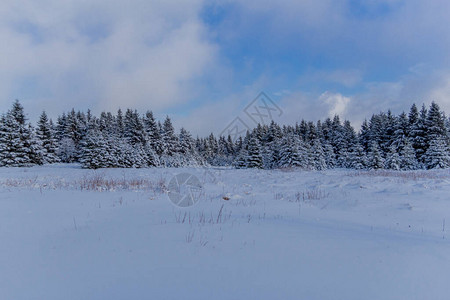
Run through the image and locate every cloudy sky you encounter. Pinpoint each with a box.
[1,0,450,135]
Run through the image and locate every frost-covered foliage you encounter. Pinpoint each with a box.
[1,100,450,170]
[0,100,43,167]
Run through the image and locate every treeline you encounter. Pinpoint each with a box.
[0,100,449,170]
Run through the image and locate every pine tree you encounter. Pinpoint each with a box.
[178,128,202,166]
[161,116,178,156]
[55,113,67,141]
[408,104,419,129]
[311,139,326,170]
[234,148,248,168]
[411,104,428,163]
[336,148,350,168]
[246,136,263,168]
[400,138,418,170]
[260,145,273,169]
[348,142,367,170]
[391,112,409,150]
[36,111,60,163]
[124,109,145,146]
[367,113,384,153]
[278,133,296,168]
[342,120,357,150]
[368,141,384,169]
[323,142,336,169]
[0,100,43,166]
[115,109,125,138]
[143,111,161,154]
[424,137,450,169]
[79,129,110,169]
[57,138,77,163]
[264,121,282,168]
[380,110,396,154]
[385,144,401,170]
[359,119,371,151]
[425,101,448,164]
[293,139,309,168]
[426,102,447,140]
[65,109,84,149]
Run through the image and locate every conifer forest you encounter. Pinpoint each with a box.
[1,100,449,170]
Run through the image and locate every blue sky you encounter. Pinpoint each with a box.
[1,0,450,135]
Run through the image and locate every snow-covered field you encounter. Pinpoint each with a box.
[1,165,450,300]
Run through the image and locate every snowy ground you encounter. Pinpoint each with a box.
[1,165,450,300]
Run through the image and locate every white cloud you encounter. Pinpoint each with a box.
[0,0,220,118]
[320,92,351,117]
[2,0,450,136]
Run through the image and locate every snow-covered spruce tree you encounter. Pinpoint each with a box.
[196,138,208,162]
[55,113,67,141]
[79,129,110,169]
[311,138,327,170]
[245,136,263,168]
[0,100,43,167]
[233,148,248,169]
[123,109,149,167]
[328,115,346,154]
[207,134,219,163]
[159,116,181,167]
[348,142,367,170]
[115,109,125,138]
[36,111,60,164]
[260,145,273,169]
[336,147,350,168]
[380,110,396,154]
[306,121,317,143]
[177,127,203,167]
[385,144,401,170]
[400,138,418,170]
[424,101,448,160]
[278,133,296,168]
[359,119,371,152]
[162,116,178,155]
[366,113,385,155]
[323,142,336,169]
[342,120,357,151]
[214,136,232,166]
[56,137,77,163]
[110,138,130,168]
[234,136,244,155]
[143,110,161,155]
[424,137,450,169]
[278,132,309,169]
[143,143,160,167]
[426,102,447,141]
[302,140,316,169]
[26,124,45,166]
[410,104,428,164]
[408,103,419,131]
[64,109,85,159]
[294,138,309,168]
[263,121,282,169]
[410,102,449,169]
[391,112,409,150]
[316,120,324,144]
[124,109,146,146]
[227,135,235,156]
[55,109,87,163]
[367,141,384,170]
